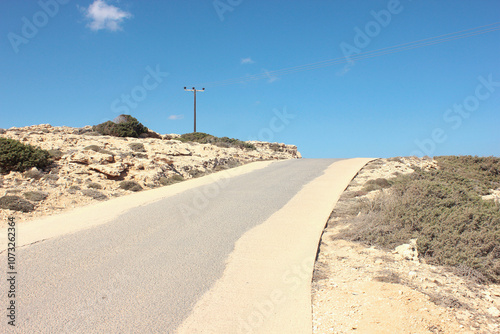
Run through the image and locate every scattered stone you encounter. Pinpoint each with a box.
[393,239,419,262]
[0,124,299,224]
[89,163,126,178]
[487,307,500,317]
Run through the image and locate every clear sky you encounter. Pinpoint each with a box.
[1,0,499,158]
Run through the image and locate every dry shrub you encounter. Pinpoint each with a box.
[334,156,500,283]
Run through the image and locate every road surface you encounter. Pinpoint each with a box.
[1,158,370,333]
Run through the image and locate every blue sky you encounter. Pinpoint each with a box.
[1,0,499,158]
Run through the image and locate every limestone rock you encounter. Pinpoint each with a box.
[487,307,500,317]
[393,239,419,262]
[89,163,126,177]
[69,151,114,165]
[0,124,299,222]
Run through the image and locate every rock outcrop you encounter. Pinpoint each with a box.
[0,124,300,224]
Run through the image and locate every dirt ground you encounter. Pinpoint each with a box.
[312,158,500,334]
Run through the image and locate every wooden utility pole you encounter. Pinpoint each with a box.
[184,87,205,133]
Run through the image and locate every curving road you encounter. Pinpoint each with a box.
[2,159,356,333]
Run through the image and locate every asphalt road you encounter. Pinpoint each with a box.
[4,159,341,333]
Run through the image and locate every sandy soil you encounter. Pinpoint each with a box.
[312,158,500,334]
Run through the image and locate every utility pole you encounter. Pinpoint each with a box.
[184,87,205,133]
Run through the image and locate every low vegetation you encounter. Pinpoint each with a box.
[178,132,256,150]
[87,182,103,190]
[0,138,52,173]
[119,180,143,192]
[159,174,184,186]
[336,156,500,283]
[362,178,392,192]
[83,145,114,156]
[0,195,35,212]
[128,143,146,152]
[81,189,108,200]
[93,114,148,138]
[23,191,48,202]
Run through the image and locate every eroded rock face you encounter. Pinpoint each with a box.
[0,125,301,224]
[69,151,114,165]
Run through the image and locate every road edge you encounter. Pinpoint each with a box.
[0,160,275,252]
[176,158,376,334]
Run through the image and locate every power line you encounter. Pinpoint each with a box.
[197,22,500,88]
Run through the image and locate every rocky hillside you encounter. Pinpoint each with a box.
[0,124,300,224]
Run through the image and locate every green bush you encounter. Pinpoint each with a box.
[0,195,35,212]
[215,137,255,150]
[119,180,143,192]
[178,132,256,150]
[93,115,148,138]
[0,138,52,173]
[433,156,500,195]
[178,132,213,143]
